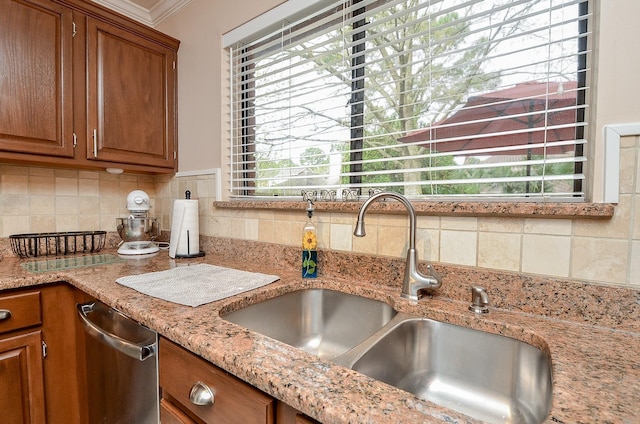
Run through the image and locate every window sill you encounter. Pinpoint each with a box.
[213,200,614,219]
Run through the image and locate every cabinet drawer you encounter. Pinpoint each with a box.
[0,291,42,335]
[160,338,274,424]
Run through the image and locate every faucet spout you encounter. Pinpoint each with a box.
[353,192,442,301]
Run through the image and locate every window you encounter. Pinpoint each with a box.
[225,0,590,201]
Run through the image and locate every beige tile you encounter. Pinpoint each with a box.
[634,196,640,239]
[571,237,628,285]
[630,241,640,288]
[56,215,79,232]
[78,170,100,180]
[618,146,636,194]
[1,165,29,175]
[316,220,330,250]
[416,214,440,230]
[29,175,55,195]
[2,215,30,236]
[273,219,293,245]
[99,180,119,197]
[56,197,79,215]
[378,213,409,228]
[30,196,55,215]
[2,174,29,194]
[0,194,30,215]
[637,145,640,194]
[417,228,438,262]
[331,212,358,225]
[478,232,521,272]
[28,167,55,177]
[441,216,478,231]
[79,215,100,231]
[573,195,631,239]
[522,234,570,277]
[257,219,275,242]
[352,225,377,255]
[330,223,353,252]
[229,217,245,240]
[79,178,100,196]
[478,217,524,233]
[100,214,119,232]
[523,218,572,235]
[376,225,407,258]
[54,169,78,179]
[55,177,78,196]
[100,196,121,215]
[30,216,56,233]
[245,218,259,240]
[79,197,100,215]
[440,230,477,266]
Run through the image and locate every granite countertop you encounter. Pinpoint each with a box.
[0,244,638,423]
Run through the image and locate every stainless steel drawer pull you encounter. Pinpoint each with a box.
[0,309,11,321]
[189,381,215,406]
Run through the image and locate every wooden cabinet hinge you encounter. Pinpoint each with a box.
[42,340,48,358]
[72,22,77,37]
[73,132,77,148]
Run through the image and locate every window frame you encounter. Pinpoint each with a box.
[224,0,599,203]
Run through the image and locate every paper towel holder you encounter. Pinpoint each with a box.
[169,190,205,259]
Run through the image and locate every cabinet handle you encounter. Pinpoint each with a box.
[0,309,11,321]
[189,381,215,406]
[92,129,98,157]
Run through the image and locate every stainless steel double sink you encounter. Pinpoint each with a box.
[223,289,553,424]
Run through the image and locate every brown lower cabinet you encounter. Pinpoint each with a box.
[0,284,90,424]
[0,330,46,423]
[160,337,276,424]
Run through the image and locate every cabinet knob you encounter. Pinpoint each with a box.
[189,381,214,406]
[0,309,11,321]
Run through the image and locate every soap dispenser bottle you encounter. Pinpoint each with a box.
[302,200,318,278]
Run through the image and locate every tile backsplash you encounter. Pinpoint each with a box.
[1,132,639,290]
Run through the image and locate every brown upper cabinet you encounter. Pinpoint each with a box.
[0,0,75,158]
[0,0,179,173]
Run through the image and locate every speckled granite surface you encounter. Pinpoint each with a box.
[214,200,615,219]
[0,237,638,423]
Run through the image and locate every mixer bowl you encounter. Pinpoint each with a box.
[116,217,159,242]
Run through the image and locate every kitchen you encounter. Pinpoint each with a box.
[0,0,639,423]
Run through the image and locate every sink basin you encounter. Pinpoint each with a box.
[350,317,553,424]
[222,289,396,359]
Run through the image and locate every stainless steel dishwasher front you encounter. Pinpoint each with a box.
[77,300,159,424]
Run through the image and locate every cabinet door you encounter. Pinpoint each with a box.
[0,331,46,424]
[86,17,176,169]
[0,0,74,157]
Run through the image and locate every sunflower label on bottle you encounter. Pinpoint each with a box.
[302,223,318,278]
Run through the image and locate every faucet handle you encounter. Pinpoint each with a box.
[469,286,489,314]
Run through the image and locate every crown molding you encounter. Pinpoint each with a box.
[92,0,192,27]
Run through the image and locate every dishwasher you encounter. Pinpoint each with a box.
[77,300,159,424]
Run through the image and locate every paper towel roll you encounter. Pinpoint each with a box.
[169,199,200,258]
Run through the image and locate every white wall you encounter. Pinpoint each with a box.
[157,0,285,173]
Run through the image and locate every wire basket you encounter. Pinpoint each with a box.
[10,231,107,258]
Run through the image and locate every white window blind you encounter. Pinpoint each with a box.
[227,0,590,200]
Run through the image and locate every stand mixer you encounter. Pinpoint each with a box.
[116,190,160,255]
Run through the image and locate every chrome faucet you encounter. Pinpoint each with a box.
[353,192,442,301]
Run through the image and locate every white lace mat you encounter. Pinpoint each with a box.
[116,263,280,307]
